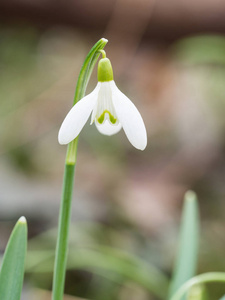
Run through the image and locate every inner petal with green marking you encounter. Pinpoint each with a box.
[98,110,117,124]
[91,82,119,126]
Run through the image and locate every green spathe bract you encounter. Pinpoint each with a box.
[98,58,114,82]
[0,216,27,300]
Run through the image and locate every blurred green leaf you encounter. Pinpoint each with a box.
[0,217,27,300]
[68,246,169,299]
[86,273,122,300]
[219,296,225,300]
[26,245,169,299]
[170,272,225,300]
[173,35,225,65]
[187,284,209,300]
[168,191,200,299]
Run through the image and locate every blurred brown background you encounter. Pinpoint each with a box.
[1,0,225,299]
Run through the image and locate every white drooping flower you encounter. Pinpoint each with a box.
[58,53,147,150]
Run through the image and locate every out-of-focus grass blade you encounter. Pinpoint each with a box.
[187,284,208,300]
[219,296,225,300]
[68,246,169,299]
[26,246,169,300]
[168,191,200,299]
[0,217,27,300]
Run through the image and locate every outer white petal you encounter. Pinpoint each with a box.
[95,120,122,136]
[58,84,100,144]
[110,81,147,150]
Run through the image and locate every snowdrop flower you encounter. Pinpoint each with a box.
[58,51,147,150]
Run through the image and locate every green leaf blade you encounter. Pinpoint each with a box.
[168,191,200,299]
[0,216,28,300]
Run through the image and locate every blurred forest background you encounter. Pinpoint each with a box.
[1,0,225,299]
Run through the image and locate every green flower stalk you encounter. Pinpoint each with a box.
[52,38,108,300]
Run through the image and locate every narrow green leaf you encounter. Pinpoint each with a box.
[187,284,208,300]
[168,191,200,299]
[0,216,27,300]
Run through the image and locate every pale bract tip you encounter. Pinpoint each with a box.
[101,38,108,43]
[18,216,27,224]
[184,190,197,202]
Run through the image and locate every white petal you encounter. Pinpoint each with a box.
[58,85,100,144]
[95,120,122,136]
[110,81,147,150]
